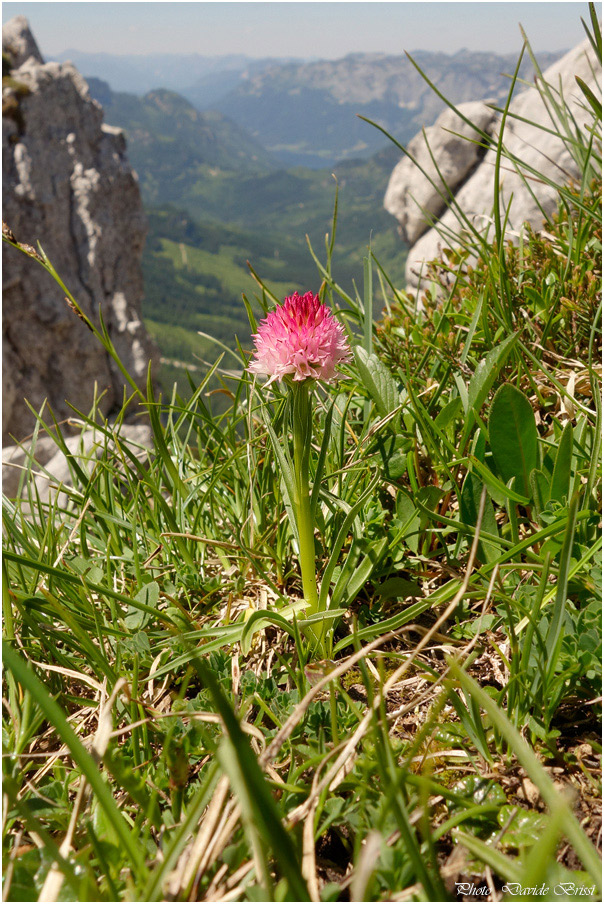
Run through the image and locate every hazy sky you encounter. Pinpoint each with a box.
[2,2,594,58]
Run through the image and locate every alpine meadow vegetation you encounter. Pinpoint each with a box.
[2,8,602,902]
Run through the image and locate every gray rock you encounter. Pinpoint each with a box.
[384,101,498,245]
[384,39,600,291]
[2,17,159,445]
[2,423,153,503]
[2,14,43,68]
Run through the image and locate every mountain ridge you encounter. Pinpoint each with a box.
[208,48,563,166]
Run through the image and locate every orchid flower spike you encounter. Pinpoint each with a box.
[248,291,351,385]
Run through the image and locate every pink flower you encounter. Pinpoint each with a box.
[248,291,351,384]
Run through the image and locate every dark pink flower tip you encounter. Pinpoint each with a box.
[248,291,352,384]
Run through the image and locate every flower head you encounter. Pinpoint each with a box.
[248,291,351,384]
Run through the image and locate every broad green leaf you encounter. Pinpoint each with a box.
[353,346,401,419]
[135,580,159,608]
[550,421,573,505]
[372,433,409,480]
[489,383,538,496]
[125,581,160,629]
[434,395,462,431]
[467,332,517,414]
[391,492,421,554]
[497,805,548,850]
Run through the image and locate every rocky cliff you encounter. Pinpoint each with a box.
[2,16,158,444]
[384,39,601,291]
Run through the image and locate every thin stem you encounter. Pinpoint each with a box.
[291,382,323,650]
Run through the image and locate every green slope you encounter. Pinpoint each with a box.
[87,78,278,208]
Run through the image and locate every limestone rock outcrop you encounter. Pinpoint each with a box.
[384,101,498,246]
[384,39,601,291]
[2,17,158,444]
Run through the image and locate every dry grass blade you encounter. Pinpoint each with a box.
[165,774,231,898]
[302,800,320,902]
[29,660,104,694]
[350,830,382,902]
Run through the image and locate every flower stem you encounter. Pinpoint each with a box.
[291,382,323,648]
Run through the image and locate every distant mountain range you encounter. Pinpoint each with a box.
[66,47,563,167]
[54,50,292,96]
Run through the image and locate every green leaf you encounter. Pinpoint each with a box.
[310,399,335,520]
[353,346,401,419]
[576,75,602,120]
[434,396,462,431]
[240,606,303,656]
[388,492,421,554]
[375,576,422,599]
[454,830,524,884]
[459,473,500,563]
[319,475,380,611]
[529,468,550,520]
[331,537,388,609]
[550,421,573,505]
[333,597,431,653]
[297,608,347,628]
[372,433,409,480]
[124,581,160,629]
[544,492,580,681]
[136,580,159,607]
[448,690,493,763]
[146,367,190,505]
[454,374,469,414]
[497,805,548,851]
[263,410,299,543]
[467,333,517,415]
[488,384,538,496]
[467,455,530,506]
